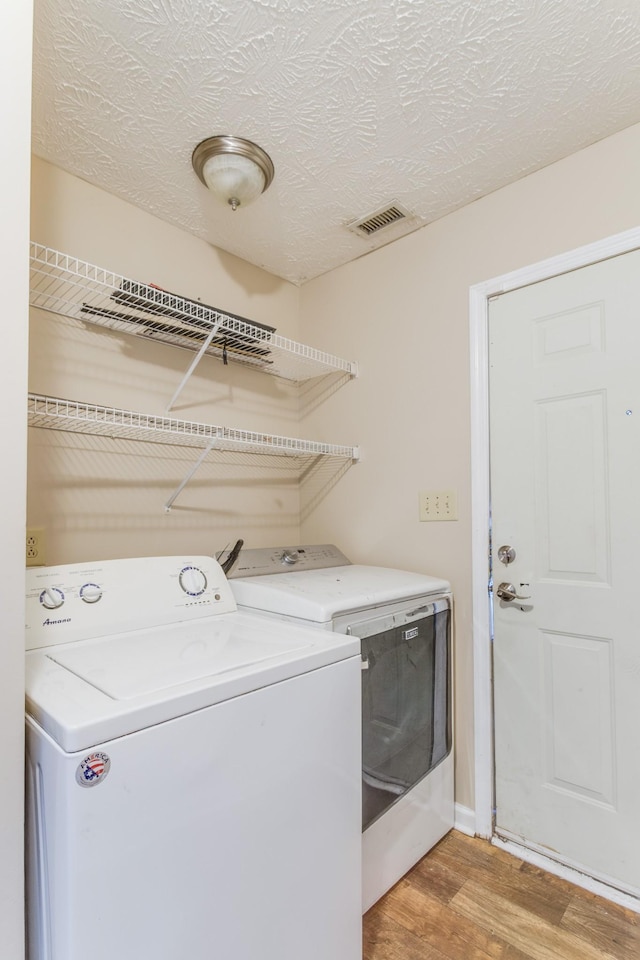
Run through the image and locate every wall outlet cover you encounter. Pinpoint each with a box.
[26,527,46,567]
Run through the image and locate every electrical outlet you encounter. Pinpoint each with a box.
[26,527,46,567]
[419,489,458,522]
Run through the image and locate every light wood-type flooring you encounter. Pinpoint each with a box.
[363,831,640,960]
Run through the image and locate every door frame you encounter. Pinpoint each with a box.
[469,225,640,865]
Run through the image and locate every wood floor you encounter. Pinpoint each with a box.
[363,831,640,960]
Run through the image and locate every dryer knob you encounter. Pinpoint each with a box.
[281,550,299,566]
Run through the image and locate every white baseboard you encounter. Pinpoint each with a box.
[453,803,476,837]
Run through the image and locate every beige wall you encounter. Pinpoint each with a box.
[29,157,303,563]
[298,122,640,811]
[1,3,32,956]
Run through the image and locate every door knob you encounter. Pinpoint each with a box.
[496,582,531,602]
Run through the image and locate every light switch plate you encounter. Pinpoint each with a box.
[419,490,458,522]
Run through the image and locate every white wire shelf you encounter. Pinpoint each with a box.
[29,243,358,388]
[28,394,359,510]
[28,394,359,459]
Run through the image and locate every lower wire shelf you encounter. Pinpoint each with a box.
[27,393,360,511]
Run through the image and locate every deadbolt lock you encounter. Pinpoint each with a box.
[497,545,516,565]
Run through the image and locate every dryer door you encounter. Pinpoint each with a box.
[350,598,451,830]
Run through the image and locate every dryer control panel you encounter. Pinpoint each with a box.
[25,555,236,649]
[227,544,351,578]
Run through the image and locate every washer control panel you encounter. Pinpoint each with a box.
[227,544,351,578]
[25,555,235,650]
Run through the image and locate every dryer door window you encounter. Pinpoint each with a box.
[356,600,451,830]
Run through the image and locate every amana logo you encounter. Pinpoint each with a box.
[42,617,72,626]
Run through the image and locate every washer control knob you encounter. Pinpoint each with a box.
[80,582,102,604]
[281,550,299,566]
[40,587,65,610]
[179,565,208,597]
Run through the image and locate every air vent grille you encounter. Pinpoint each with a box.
[348,201,412,237]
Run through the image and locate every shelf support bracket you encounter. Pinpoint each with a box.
[165,317,225,413]
[164,439,218,513]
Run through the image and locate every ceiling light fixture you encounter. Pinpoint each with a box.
[191,135,275,211]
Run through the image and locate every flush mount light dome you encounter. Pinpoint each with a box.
[191,135,275,211]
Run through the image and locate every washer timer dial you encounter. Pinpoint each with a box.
[179,565,208,597]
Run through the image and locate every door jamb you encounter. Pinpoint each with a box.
[470,225,640,840]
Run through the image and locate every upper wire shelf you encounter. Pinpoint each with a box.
[29,243,358,386]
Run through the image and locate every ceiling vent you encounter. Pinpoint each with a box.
[347,201,412,238]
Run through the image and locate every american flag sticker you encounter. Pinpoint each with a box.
[76,752,111,788]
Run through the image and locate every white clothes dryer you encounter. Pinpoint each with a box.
[227,544,454,911]
[25,555,362,960]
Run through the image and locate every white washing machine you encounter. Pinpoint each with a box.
[25,555,362,960]
[227,544,454,911]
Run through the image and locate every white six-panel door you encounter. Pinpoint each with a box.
[489,249,640,896]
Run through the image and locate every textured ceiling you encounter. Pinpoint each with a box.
[32,0,640,285]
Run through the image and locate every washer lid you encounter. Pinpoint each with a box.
[25,611,359,753]
[48,618,309,699]
[230,565,451,623]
